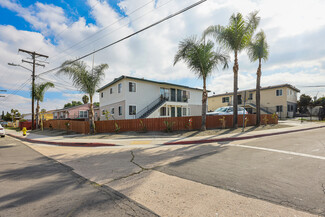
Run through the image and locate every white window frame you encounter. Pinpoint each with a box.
[101,92,104,98]
[129,82,136,92]
[110,87,113,94]
[118,106,122,116]
[111,107,115,115]
[118,83,122,93]
[188,108,191,116]
[160,107,167,117]
[79,110,88,118]
[129,105,136,116]
[276,89,283,96]
[276,105,283,112]
[222,97,229,103]
[183,107,187,116]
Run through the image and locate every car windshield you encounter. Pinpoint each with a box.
[214,107,228,112]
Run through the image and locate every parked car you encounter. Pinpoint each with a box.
[207,106,248,116]
[0,124,5,137]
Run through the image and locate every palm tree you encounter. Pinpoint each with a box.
[58,60,108,134]
[174,36,229,131]
[203,11,260,128]
[34,82,54,128]
[82,95,89,104]
[247,30,269,126]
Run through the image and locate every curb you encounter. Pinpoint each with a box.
[8,134,116,147]
[163,125,325,145]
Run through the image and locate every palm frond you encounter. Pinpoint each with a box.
[247,29,269,62]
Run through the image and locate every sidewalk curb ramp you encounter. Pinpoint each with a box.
[8,134,116,147]
[163,125,325,145]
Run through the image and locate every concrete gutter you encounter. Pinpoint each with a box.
[164,125,325,145]
[8,134,116,147]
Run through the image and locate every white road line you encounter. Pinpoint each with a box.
[227,144,325,160]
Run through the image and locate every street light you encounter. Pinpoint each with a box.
[8,63,32,72]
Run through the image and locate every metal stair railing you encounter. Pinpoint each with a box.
[135,95,166,119]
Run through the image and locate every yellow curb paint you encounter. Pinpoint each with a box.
[131,140,152,145]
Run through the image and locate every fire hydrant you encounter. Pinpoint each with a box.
[22,127,27,136]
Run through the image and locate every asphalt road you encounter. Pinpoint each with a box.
[0,136,158,217]
[157,128,325,216]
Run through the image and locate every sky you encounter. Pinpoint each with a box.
[0,0,325,114]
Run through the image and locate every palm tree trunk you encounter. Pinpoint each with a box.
[201,77,207,131]
[89,95,95,134]
[233,51,239,128]
[256,58,262,126]
[36,100,40,129]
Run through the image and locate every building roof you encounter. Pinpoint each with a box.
[209,84,300,98]
[97,75,207,92]
[51,103,98,112]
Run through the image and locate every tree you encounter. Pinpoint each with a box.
[58,60,108,134]
[297,94,312,114]
[174,36,229,130]
[93,102,100,108]
[247,30,269,126]
[82,95,89,104]
[33,82,54,128]
[203,11,260,128]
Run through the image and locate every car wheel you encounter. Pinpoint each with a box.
[1,136,4,138]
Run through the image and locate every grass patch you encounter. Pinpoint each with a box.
[4,126,21,132]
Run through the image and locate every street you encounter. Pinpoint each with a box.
[158,128,325,215]
[0,136,157,217]
[1,126,325,216]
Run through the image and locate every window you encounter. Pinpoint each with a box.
[160,107,167,116]
[110,88,113,94]
[129,82,136,92]
[188,108,191,116]
[118,83,122,93]
[248,93,253,100]
[276,89,282,96]
[79,111,88,118]
[160,88,170,100]
[276,105,283,112]
[111,108,114,114]
[118,106,122,116]
[288,104,294,112]
[222,97,229,103]
[102,110,105,115]
[101,92,103,98]
[183,108,187,116]
[129,105,136,115]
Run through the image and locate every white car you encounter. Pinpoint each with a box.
[207,106,248,116]
[0,124,5,137]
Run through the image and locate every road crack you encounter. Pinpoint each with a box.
[322,184,325,195]
[106,151,152,184]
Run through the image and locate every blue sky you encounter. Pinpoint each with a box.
[0,0,325,113]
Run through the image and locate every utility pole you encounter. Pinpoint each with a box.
[17,49,48,130]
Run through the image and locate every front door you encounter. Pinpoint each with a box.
[171,107,175,117]
[177,107,182,117]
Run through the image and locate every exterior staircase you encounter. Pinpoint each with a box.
[136,96,167,119]
[246,103,274,114]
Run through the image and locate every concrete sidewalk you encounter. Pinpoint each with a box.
[6,120,325,147]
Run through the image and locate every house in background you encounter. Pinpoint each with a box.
[97,75,205,120]
[208,84,300,118]
[52,103,100,121]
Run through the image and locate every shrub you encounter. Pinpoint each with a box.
[139,120,147,132]
[114,122,120,133]
[263,115,268,126]
[164,120,174,133]
[219,116,226,129]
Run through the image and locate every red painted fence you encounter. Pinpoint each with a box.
[43,114,277,134]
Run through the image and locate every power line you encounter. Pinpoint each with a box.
[48,0,170,65]
[48,0,155,62]
[38,0,207,77]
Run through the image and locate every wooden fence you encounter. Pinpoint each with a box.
[43,119,90,134]
[43,114,277,134]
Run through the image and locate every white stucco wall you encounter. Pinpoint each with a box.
[99,77,204,119]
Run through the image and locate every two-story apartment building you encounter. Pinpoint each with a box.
[97,75,204,120]
[208,84,300,118]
